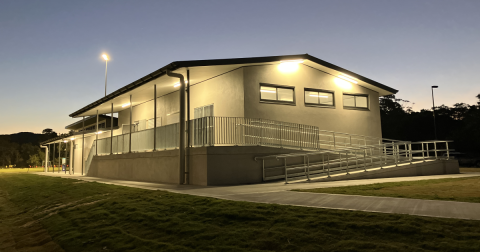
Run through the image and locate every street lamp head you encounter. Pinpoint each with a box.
[432,85,438,88]
[102,54,109,61]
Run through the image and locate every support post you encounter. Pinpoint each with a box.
[110,103,113,155]
[64,139,67,174]
[96,110,99,156]
[327,153,331,178]
[346,152,349,175]
[53,143,55,173]
[69,140,73,175]
[284,158,288,184]
[129,95,132,153]
[58,141,61,173]
[153,84,157,151]
[434,142,438,160]
[166,70,186,185]
[82,116,85,175]
[446,142,450,160]
[421,143,425,162]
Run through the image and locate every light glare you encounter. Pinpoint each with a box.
[122,103,131,108]
[338,74,358,84]
[102,54,109,60]
[334,78,353,90]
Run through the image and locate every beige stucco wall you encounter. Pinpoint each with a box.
[243,64,382,138]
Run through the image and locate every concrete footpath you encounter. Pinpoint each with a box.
[37,172,480,220]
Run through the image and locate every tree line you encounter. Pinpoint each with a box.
[380,94,480,155]
[0,129,70,168]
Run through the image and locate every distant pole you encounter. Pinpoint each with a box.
[431,86,438,140]
[102,54,109,97]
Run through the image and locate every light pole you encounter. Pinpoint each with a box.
[431,85,438,140]
[102,54,109,97]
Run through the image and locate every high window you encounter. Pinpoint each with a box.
[343,94,368,109]
[304,89,334,107]
[260,84,295,104]
[194,104,214,119]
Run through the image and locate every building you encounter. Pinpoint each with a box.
[40,54,458,185]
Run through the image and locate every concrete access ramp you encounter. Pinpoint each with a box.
[309,159,460,183]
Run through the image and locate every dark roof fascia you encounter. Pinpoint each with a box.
[40,135,70,145]
[65,115,117,129]
[69,54,397,117]
[302,54,398,95]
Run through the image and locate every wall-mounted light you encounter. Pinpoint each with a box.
[63,140,67,143]
[278,59,304,73]
[337,74,358,84]
[95,131,103,135]
[122,103,131,108]
[334,77,353,90]
[70,137,75,140]
[174,80,188,88]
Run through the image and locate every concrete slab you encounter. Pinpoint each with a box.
[36,172,480,220]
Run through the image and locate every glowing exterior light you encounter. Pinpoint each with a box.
[334,78,353,90]
[102,54,109,61]
[174,80,188,88]
[96,131,103,135]
[338,74,358,84]
[278,59,304,73]
[70,137,75,140]
[64,140,67,143]
[122,103,131,108]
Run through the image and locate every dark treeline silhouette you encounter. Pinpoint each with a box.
[0,129,60,167]
[380,94,480,155]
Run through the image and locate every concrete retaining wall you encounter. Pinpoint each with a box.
[87,146,305,186]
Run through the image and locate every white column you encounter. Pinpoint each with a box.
[69,140,73,175]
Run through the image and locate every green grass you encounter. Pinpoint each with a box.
[1,174,480,251]
[294,176,480,203]
[0,167,45,173]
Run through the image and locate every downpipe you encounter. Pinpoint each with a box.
[166,70,188,185]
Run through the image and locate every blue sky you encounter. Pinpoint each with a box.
[1,0,479,134]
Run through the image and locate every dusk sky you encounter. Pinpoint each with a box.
[1,0,479,134]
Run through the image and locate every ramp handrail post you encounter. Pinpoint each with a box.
[327,153,331,178]
[434,142,438,160]
[446,142,450,160]
[421,143,425,162]
[346,152,350,175]
[333,132,336,149]
[262,159,265,182]
[426,143,430,158]
[355,149,359,169]
[363,149,367,171]
[409,143,413,164]
[395,144,398,166]
[306,156,311,181]
[284,157,288,184]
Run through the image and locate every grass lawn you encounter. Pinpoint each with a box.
[460,167,480,173]
[1,174,480,252]
[0,167,45,173]
[295,176,480,203]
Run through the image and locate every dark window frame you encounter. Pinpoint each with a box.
[343,93,369,110]
[304,88,335,108]
[259,83,296,106]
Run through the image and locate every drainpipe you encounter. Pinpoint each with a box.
[166,69,186,185]
[41,145,48,172]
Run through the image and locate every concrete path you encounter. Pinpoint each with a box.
[36,172,480,220]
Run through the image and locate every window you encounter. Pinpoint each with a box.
[260,84,295,104]
[343,94,369,109]
[304,89,334,107]
[194,104,214,119]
